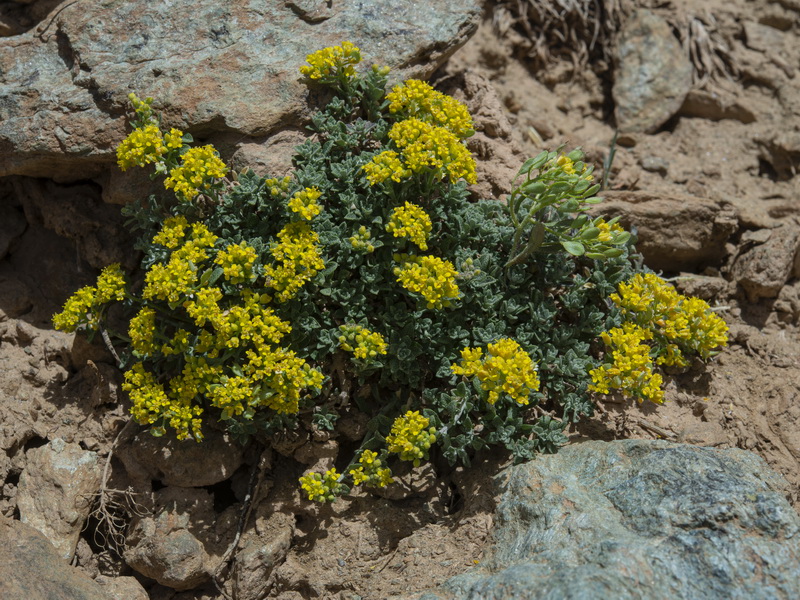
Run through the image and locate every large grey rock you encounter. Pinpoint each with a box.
[16,437,103,562]
[0,515,113,600]
[420,440,800,600]
[593,190,739,272]
[0,0,480,181]
[613,10,693,133]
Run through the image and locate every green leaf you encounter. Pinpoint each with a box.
[561,240,585,256]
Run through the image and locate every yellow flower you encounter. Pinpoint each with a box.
[164,145,229,201]
[386,202,432,250]
[129,307,157,356]
[386,411,436,467]
[300,41,361,80]
[214,242,258,284]
[287,187,323,221]
[299,468,345,502]
[263,221,325,302]
[338,324,388,362]
[393,254,460,309]
[387,118,477,185]
[116,124,166,171]
[589,323,664,404]
[387,79,474,138]
[451,338,540,406]
[362,150,411,185]
[349,450,394,488]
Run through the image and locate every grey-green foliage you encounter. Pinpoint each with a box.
[122,65,639,466]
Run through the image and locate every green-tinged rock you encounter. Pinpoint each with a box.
[421,440,800,600]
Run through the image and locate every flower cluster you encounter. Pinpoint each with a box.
[164,145,229,201]
[451,338,540,406]
[287,187,323,221]
[393,254,460,309]
[386,202,432,250]
[612,273,728,362]
[116,124,169,171]
[348,450,394,488]
[129,307,157,356]
[390,119,477,184]
[362,150,410,185]
[338,324,388,362]
[386,411,437,467]
[53,264,127,332]
[299,41,361,81]
[123,362,205,441]
[214,242,258,284]
[386,79,474,138]
[348,225,375,253]
[596,219,626,243]
[263,222,325,302]
[588,323,664,404]
[299,468,347,502]
[143,222,218,304]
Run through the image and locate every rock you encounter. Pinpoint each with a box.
[731,224,800,301]
[94,576,149,600]
[674,273,731,301]
[116,425,244,488]
[613,10,693,133]
[124,487,217,591]
[439,71,523,200]
[0,0,481,181]
[16,438,102,562]
[0,516,114,600]
[425,440,800,600]
[679,88,756,124]
[755,130,800,181]
[744,21,788,53]
[593,190,739,272]
[233,511,295,600]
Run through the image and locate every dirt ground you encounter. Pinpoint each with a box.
[1,1,799,598]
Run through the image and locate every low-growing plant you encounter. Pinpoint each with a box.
[54,42,728,502]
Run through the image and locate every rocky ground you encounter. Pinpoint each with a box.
[0,0,799,599]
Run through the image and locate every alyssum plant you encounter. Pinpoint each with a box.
[54,42,728,502]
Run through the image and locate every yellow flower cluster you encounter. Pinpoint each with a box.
[612,273,729,362]
[386,411,437,467]
[123,362,205,441]
[53,264,127,333]
[287,187,323,221]
[362,150,411,185]
[152,216,189,248]
[263,221,325,302]
[348,225,375,253]
[451,338,540,406]
[116,125,168,171]
[214,242,258,284]
[393,254,460,309]
[299,41,361,80]
[588,323,665,404]
[299,468,346,502]
[556,154,578,175]
[391,119,477,184]
[164,145,229,201]
[349,450,394,488]
[143,222,218,304]
[338,324,388,361]
[129,307,157,356]
[386,202,432,250]
[386,79,474,138]
[244,344,324,414]
[596,219,626,243]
